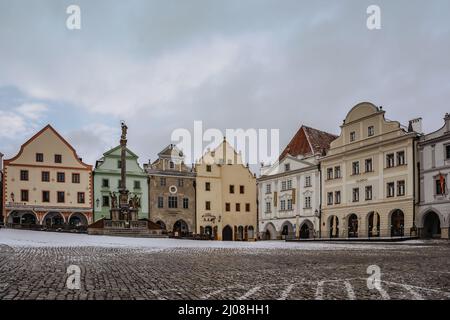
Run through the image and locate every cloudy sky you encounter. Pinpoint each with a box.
[0,0,449,170]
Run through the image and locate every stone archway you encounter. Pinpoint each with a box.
[173,220,189,237]
[43,212,65,228]
[391,209,404,237]
[222,225,233,241]
[347,214,358,238]
[263,223,277,240]
[248,226,255,239]
[8,211,37,226]
[204,225,213,239]
[367,212,380,237]
[300,220,314,239]
[237,226,244,241]
[156,220,167,230]
[281,221,294,239]
[68,213,88,228]
[328,215,339,238]
[422,211,441,239]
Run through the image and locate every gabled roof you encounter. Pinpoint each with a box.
[279,125,338,161]
[158,144,184,159]
[103,145,139,158]
[4,124,91,168]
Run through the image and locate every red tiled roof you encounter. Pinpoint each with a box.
[279,125,338,161]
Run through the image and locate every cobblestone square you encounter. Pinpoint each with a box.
[0,230,449,300]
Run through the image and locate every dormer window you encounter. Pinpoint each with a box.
[55,154,62,163]
[368,126,375,137]
[36,153,44,162]
[169,161,175,169]
[350,131,356,142]
[285,163,290,172]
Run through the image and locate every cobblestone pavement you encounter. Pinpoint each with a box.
[0,241,449,300]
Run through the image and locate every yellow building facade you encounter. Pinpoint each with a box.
[320,102,418,238]
[196,140,257,241]
[3,125,93,229]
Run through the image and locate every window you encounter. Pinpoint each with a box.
[41,191,50,203]
[102,179,109,188]
[55,154,62,163]
[387,182,395,197]
[386,154,395,168]
[305,196,311,209]
[350,131,356,142]
[245,203,250,212]
[134,181,141,189]
[446,145,450,160]
[368,126,375,137]
[365,159,373,173]
[236,203,241,212]
[265,202,271,213]
[57,191,65,203]
[57,172,65,183]
[183,198,189,209]
[352,161,360,175]
[335,191,341,204]
[102,196,109,207]
[365,186,373,200]
[305,176,311,187]
[205,182,211,191]
[280,200,286,211]
[281,181,287,191]
[169,161,175,169]
[72,173,80,184]
[287,199,293,210]
[160,178,166,186]
[20,170,29,181]
[397,151,406,166]
[77,192,85,204]
[266,184,271,194]
[225,203,230,212]
[288,180,293,190]
[229,185,235,194]
[240,185,245,194]
[352,188,360,202]
[205,201,211,210]
[327,168,333,180]
[21,190,29,202]
[178,179,184,187]
[334,166,341,179]
[397,180,405,196]
[436,178,446,195]
[327,192,333,205]
[168,196,178,209]
[158,196,164,208]
[36,153,44,162]
[206,165,212,172]
[284,163,290,172]
[117,160,122,169]
[42,171,50,182]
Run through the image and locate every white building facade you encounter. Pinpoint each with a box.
[258,126,337,239]
[417,113,450,239]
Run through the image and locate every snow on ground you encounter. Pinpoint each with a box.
[0,228,427,250]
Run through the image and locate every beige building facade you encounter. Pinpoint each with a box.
[3,125,93,229]
[320,102,418,238]
[196,140,257,241]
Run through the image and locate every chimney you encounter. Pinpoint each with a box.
[445,113,450,132]
[408,117,423,134]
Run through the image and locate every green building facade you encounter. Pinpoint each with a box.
[93,146,148,221]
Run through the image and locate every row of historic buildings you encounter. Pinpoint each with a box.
[258,102,450,240]
[1,102,449,240]
[0,125,256,241]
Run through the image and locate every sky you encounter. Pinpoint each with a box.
[0,0,449,171]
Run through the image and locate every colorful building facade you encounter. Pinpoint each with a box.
[3,125,93,229]
[258,126,337,240]
[145,144,196,236]
[416,113,450,239]
[196,139,257,241]
[320,102,419,238]
[93,146,148,221]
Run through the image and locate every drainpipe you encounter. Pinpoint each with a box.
[318,163,322,239]
[412,137,418,236]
